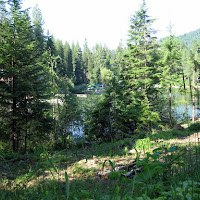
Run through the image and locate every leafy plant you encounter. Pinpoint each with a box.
[132,146,186,198]
[135,137,151,151]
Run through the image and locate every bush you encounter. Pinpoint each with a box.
[188,122,200,131]
[69,84,87,94]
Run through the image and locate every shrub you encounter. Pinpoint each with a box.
[188,123,200,131]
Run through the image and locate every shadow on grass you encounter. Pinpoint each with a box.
[1,126,199,190]
[0,176,114,200]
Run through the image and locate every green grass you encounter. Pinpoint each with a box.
[0,127,200,199]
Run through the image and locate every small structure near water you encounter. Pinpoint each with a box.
[87,84,105,93]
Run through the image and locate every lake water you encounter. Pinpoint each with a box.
[172,89,200,120]
[62,90,200,137]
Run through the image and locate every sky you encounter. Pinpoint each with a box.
[22,0,200,50]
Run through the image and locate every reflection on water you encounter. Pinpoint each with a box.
[173,89,200,120]
[68,89,200,137]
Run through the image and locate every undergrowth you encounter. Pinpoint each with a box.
[0,127,200,199]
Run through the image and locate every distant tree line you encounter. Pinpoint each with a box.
[179,28,200,48]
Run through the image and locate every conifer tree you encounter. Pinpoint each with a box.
[72,42,84,85]
[0,0,53,152]
[82,39,91,83]
[63,41,73,78]
[120,0,160,132]
[161,34,182,125]
[32,4,45,56]
[87,1,160,141]
[88,77,124,141]
[111,42,125,76]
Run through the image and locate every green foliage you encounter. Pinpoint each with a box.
[0,0,54,152]
[188,122,200,131]
[158,180,200,200]
[1,128,200,199]
[119,0,161,133]
[135,137,151,150]
[87,77,125,141]
[179,28,200,48]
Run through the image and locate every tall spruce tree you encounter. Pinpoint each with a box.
[82,39,91,83]
[110,41,125,76]
[87,1,160,141]
[120,0,160,132]
[0,0,53,152]
[72,42,84,85]
[63,41,73,78]
[32,4,45,56]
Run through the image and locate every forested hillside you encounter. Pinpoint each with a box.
[179,28,200,47]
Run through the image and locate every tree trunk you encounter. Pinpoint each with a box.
[182,73,186,91]
[188,77,192,97]
[24,114,28,153]
[12,75,17,152]
[192,66,196,123]
[192,95,195,123]
[169,83,172,126]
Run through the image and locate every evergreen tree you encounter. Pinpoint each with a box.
[120,0,160,132]
[72,42,84,85]
[63,41,73,78]
[161,34,182,125]
[55,39,66,78]
[110,41,125,76]
[32,4,45,56]
[46,32,56,56]
[87,1,160,141]
[0,0,53,152]
[92,44,112,84]
[88,77,125,141]
[82,39,91,83]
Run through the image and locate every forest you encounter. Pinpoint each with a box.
[0,0,200,199]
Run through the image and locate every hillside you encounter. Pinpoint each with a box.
[179,28,200,47]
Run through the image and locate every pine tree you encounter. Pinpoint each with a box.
[161,34,182,125]
[63,41,73,78]
[32,4,45,56]
[0,0,53,152]
[82,39,91,83]
[120,0,160,132]
[110,41,125,76]
[92,44,112,84]
[87,1,160,141]
[88,77,124,141]
[72,42,84,85]
[46,32,56,56]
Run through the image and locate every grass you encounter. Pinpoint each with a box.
[0,127,200,199]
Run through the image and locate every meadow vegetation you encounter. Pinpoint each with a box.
[0,123,200,199]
